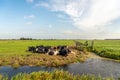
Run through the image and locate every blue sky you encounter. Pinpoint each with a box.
[0,0,120,39]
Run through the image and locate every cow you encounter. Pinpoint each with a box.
[28,45,71,56]
[28,46,36,53]
[58,46,71,56]
[48,47,54,55]
[35,45,45,53]
[44,46,51,54]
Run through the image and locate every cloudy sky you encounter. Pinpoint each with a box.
[0,0,120,39]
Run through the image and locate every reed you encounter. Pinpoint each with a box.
[11,70,114,80]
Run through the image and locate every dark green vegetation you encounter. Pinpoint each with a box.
[0,70,113,80]
[92,40,120,60]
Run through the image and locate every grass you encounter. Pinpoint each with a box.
[92,40,120,59]
[78,40,120,60]
[0,40,118,80]
[0,40,74,56]
[0,70,114,80]
[0,40,86,67]
[0,52,86,67]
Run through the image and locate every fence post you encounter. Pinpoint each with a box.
[91,40,94,50]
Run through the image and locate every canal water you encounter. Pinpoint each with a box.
[0,58,120,79]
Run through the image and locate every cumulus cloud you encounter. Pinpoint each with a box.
[24,14,35,19]
[39,0,120,39]
[74,0,120,30]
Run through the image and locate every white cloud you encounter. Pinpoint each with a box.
[40,0,120,39]
[74,0,120,30]
[57,14,65,19]
[26,0,34,3]
[26,22,33,25]
[24,14,35,19]
[35,2,49,8]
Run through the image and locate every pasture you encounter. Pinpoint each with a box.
[0,40,119,80]
[0,40,86,67]
[92,40,120,59]
[78,40,120,60]
[0,40,74,56]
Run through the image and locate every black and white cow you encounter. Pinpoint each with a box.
[35,45,45,53]
[28,46,36,53]
[58,46,71,56]
[28,45,71,56]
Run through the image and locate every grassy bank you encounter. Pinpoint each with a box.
[92,40,120,60]
[0,51,86,68]
[0,70,114,80]
[78,40,120,60]
[0,40,87,67]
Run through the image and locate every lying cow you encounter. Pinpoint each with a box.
[47,47,59,55]
[58,46,71,56]
[28,46,36,53]
[28,45,71,56]
[36,45,45,53]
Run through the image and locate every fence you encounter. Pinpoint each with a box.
[74,40,94,52]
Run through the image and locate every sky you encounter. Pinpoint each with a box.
[0,0,120,39]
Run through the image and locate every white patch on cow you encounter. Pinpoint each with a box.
[54,50,59,55]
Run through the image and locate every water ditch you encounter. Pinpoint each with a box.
[0,58,120,79]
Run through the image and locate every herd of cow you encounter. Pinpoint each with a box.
[28,45,71,56]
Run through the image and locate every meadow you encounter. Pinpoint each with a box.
[0,40,87,67]
[0,39,120,60]
[0,40,119,80]
[78,40,120,60]
[0,40,74,56]
[91,40,120,60]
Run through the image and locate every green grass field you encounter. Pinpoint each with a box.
[77,40,120,59]
[0,40,87,67]
[93,40,120,59]
[94,40,120,54]
[0,40,74,56]
[0,40,119,80]
[0,39,120,60]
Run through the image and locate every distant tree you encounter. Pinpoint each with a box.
[20,37,32,40]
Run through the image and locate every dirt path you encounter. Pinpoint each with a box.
[71,48,120,62]
[85,52,120,62]
[86,52,102,59]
